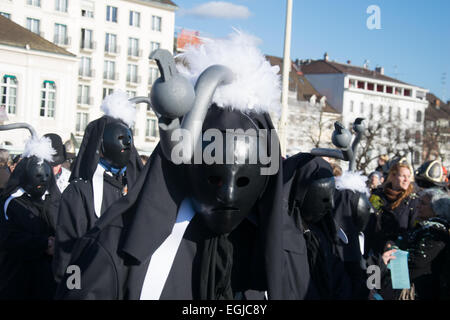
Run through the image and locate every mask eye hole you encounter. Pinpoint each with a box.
[208,176,223,187]
[237,177,249,187]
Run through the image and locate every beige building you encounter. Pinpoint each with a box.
[0,0,178,155]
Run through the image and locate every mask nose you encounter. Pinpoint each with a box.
[123,134,132,147]
[216,179,236,206]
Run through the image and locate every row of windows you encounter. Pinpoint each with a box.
[76,111,157,138]
[20,18,163,55]
[26,0,68,12]
[348,78,426,101]
[18,4,163,31]
[1,75,55,118]
[79,57,160,85]
[348,101,423,122]
[106,5,162,31]
[1,75,158,139]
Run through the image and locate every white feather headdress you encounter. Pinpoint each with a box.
[22,135,55,164]
[177,29,282,115]
[100,90,136,127]
[335,170,370,197]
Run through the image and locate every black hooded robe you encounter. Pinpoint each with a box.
[282,152,352,300]
[53,116,143,284]
[55,107,286,300]
[0,157,61,299]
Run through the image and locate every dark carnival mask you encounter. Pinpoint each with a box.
[22,156,52,199]
[350,192,374,232]
[101,121,133,169]
[300,177,336,224]
[187,131,269,235]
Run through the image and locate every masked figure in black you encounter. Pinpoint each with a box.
[333,171,374,299]
[283,153,352,300]
[53,91,143,284]
[0,136,60,299]
[55,31,287,300]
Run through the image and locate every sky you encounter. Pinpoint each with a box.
[174,0,450,102]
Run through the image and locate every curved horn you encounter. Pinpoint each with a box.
[349,117,366,172]
[178,64,233,163]
[150,49,178,82]
[0,123,37,138]
[129,96,151,106]
[310,121,353,162]
[311,148,345,160]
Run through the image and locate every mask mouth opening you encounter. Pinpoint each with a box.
[211,207,239,213]
[120,147,131,153]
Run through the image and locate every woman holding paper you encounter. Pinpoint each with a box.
[365,159,420,257]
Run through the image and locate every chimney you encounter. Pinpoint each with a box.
[375,66,384,75]
[436,99,440,109]
[324,52,329,61]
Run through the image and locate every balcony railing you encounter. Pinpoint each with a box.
[54,36,71,46]
[103,72,119,82]
[77,96,93,106]
[78,69,95,79]
[104,45,120,56]
[80,41,96,51]
[126,75,141,85]
[127,49,142,60]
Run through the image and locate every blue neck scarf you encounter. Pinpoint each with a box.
[99,158,127,176]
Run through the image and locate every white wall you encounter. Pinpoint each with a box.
[0,44,78,152]
[0,0,176,154]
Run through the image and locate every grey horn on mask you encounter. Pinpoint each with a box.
[311,117,366,172]
[129,49,234,163]
[0,122,37,138]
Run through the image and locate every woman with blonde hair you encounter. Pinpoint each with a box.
[364,159,421,299]
[367,159,420,254]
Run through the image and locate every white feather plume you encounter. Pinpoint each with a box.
[22,136,55,164]
[335,170,370,197]
[177,29,282,115]
[100,90,136,127]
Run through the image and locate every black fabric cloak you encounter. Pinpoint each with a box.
[0,157,60,299]
[55,106,286,300]
[333,189,370,299]
[53,115,143,284]
[282,152,352,300]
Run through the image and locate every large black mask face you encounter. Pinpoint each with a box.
[187,132,269,235]
[300,177,335,224]
[101,121,133,169]
[22,157,52,199]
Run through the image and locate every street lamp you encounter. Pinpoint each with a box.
[279,0,293,157]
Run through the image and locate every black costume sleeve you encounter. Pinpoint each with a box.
[53,182,90,283]
[55,235,119,300]
[0,200,49,260]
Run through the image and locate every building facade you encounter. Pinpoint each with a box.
[0,15,78,155]
[0,0,177,155]
[267,55,341,157]
[300,54,429,171]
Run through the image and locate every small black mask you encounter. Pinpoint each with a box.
[301,177,336,224]
[101,121,133,169]
[187,132,268,235]
[22,157,52,199]
[351,192,374,232]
